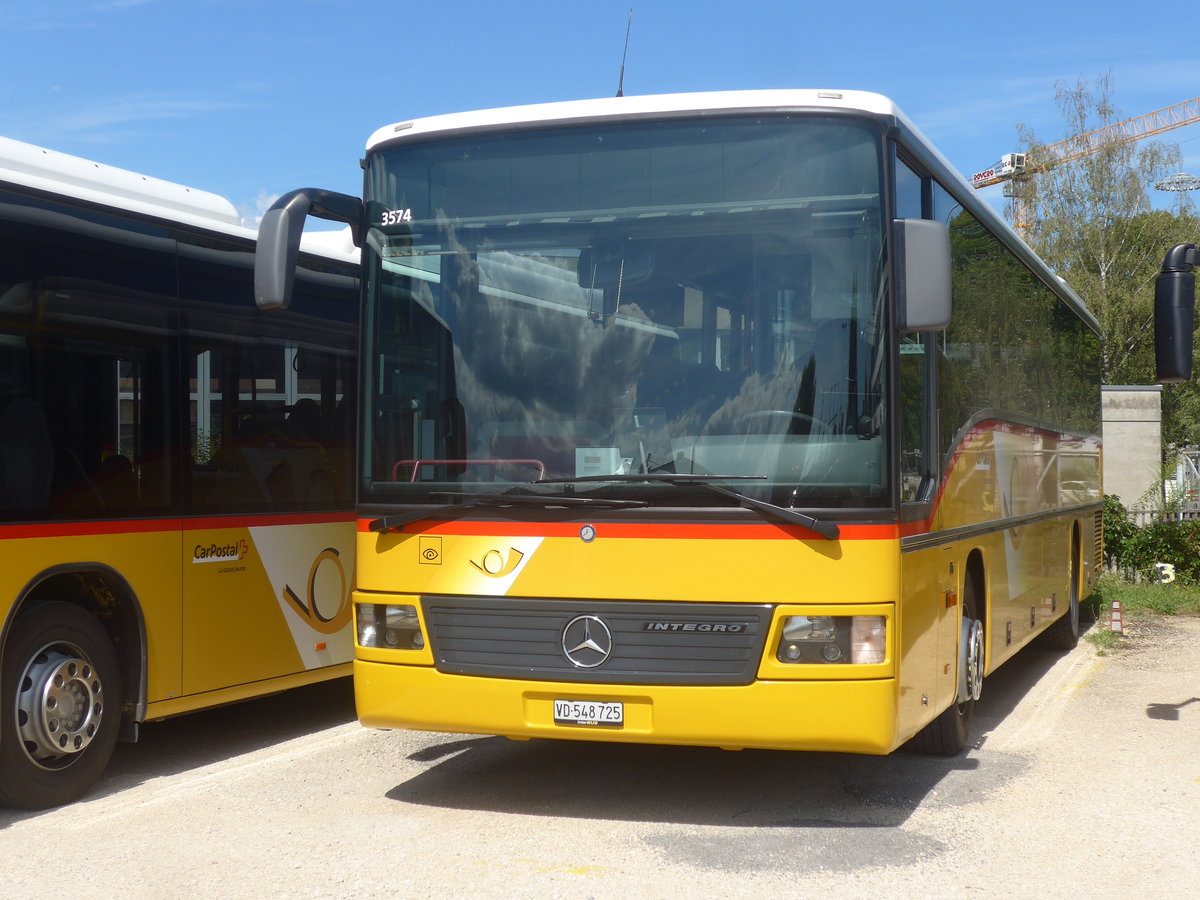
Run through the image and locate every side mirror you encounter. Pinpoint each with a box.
[255,188,363,310]
[1155,244,1199,384]
[893,218,952,333]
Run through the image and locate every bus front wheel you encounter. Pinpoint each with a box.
[0,601,122,809]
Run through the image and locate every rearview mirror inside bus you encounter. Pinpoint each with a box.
[577,240,655,288]
[893,218,951,333]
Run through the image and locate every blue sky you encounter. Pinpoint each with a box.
[3,0,1199,226]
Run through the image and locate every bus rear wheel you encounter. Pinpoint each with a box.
[0,601,122,809]
[911,573,984,756]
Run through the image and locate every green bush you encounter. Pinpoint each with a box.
[1129,520,1200,583]
[1102,494,1137,568]
[1104,493,1200,583]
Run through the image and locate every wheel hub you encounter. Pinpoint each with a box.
[15,644,104,769]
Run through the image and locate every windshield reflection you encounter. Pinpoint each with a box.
[363,116,888,509]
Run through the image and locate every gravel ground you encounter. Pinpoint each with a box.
[1,615,1197,898]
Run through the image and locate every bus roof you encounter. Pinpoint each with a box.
[0,135,358,264]
[0,135,244,231]
[367,89,908,151]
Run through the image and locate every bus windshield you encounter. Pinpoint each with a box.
[363,115,888,510]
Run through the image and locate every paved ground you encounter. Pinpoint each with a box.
[1,615,1197,898]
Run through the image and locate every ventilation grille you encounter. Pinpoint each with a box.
[423,596,772,686]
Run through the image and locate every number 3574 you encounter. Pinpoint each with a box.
[380,208,413,226]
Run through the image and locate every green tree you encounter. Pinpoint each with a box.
[1014,73,1200,449]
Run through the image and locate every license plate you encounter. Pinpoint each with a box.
[553,699,623,727]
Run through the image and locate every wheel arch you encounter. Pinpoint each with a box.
[2,564,147,741]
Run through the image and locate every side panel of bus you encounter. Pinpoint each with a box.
[181,517,354,696]
[0,178,357,807]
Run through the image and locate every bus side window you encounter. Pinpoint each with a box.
[0,397,54,510]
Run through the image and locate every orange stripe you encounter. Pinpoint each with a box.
[0,519,184,539]
[0,511,354,540]
[183,512,354,530]
[359,517,899,541]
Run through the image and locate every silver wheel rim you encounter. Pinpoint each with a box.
[964,619,984,703]
[15,642,104,770]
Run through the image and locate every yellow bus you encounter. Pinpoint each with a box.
[257,90,1105,759]
[0,138,358,808]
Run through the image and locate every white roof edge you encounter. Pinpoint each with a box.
[367,90,903,150]
[0,135,244,233]
[297,226,360,263]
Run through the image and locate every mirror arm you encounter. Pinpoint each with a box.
[255,188,363,310]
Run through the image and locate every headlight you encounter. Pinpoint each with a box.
[356,603,425,650]
[776,615,886,664]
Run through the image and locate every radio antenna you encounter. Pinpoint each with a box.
[616,9,632,97]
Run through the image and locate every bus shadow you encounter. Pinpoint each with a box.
[0,676,357,826]
[970,635,1088,748]
[385,639,1075,832]
[103,677,358,781]
[389,736,984,830]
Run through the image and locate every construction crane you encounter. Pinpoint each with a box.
[971,96,1200,232]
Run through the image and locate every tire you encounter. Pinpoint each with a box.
[0,602,122,809]
[911,570,984,756]
[1038,536,1081,651]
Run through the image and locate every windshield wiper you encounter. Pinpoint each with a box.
[692,482,840,540]
[367,490,649,533]
[536,474,840,540]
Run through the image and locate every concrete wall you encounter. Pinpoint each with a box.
[1102,385,1162,509]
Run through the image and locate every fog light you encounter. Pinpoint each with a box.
[357,603,423,650]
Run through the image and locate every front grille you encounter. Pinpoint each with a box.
[423,596,772,685]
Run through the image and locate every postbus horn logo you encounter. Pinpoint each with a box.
[470,548,524,577]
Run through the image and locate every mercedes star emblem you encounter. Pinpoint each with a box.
[561,615,613,668]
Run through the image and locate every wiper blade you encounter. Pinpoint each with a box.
[693,482,840,540]
[367,491,650,533]
[368,502,471,532]
[538,474,839,540]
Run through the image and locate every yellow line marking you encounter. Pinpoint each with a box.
[1062,658,1108,697]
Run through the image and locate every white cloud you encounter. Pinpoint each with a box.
[9,91,246,146]
[0,0,158,30]
[238,190,281,230]
[94,0,160,9]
